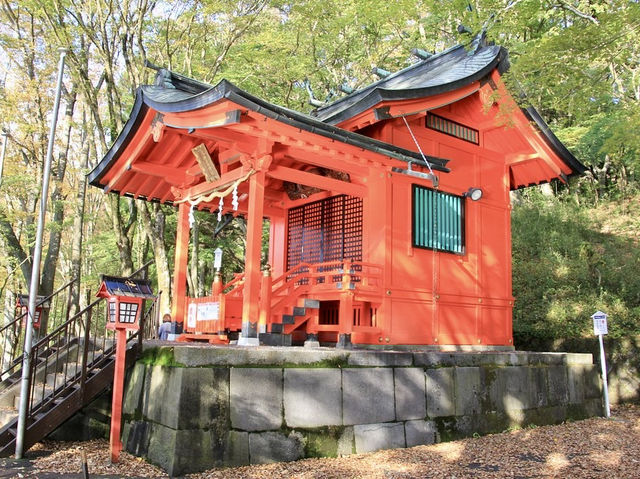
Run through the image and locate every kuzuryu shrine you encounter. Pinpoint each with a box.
[88,35,584,348]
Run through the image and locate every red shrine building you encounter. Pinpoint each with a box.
[89,37,584,348]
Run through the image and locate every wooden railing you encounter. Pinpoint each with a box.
[184,260,384,339]
[267,260,384,327]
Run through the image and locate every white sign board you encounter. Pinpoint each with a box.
[591,311,608,336]
[197,302,220,321]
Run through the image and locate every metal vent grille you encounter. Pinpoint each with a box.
[426,113,479,145]
[287,194,363,270]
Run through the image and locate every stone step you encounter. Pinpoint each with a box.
[45,369,81,389]
[0,406,17,429]
[292,306,305,316]
[282,314,295,325]
[14,385,54,408]
[270,323,283,334]
[300,298,320,309]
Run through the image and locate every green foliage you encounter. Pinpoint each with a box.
[512,190,640,343]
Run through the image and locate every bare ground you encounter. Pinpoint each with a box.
[4,404,640,479]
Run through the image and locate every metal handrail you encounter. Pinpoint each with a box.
[0,278,77,384]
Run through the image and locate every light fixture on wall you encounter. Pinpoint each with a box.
[463,187,483,201]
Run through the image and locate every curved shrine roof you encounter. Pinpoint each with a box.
[313,43,505,125]
[88,37,585,195]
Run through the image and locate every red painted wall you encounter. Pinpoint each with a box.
[361,92,514,346]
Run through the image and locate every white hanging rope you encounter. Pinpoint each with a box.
[232,185,239,211]
[401,115,436,179]
[217,196,224,222]
[402,115,439,341]
[188,203,195,228]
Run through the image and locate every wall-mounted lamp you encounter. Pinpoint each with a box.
[463,187,483,201]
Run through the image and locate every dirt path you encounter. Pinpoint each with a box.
[3,404,639,478]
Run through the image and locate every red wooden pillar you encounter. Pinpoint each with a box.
[338,259,354,348]
[258,267,272,334]
[239,170,265,345]
[171,202,190,324]
[110,328,127,463]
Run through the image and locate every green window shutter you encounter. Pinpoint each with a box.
[413,185,464,254]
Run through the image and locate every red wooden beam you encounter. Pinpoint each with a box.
[267,165,366,197]
[130,161,191,186]
[172,166,251,202]
[103,131,152,193]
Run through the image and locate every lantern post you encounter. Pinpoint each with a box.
[96,275,154,462]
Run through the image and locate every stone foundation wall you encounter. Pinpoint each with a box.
[122,346,603,476]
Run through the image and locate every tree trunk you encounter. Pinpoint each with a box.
[68,112,91,318]
[138,201,171,314]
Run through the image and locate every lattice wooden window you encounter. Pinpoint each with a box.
[413,185,465,254]
[426,113,479,145]
[286,194,363,271]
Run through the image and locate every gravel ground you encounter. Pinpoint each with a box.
[4,404,639,479]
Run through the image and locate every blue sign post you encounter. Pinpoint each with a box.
[591,311,610,417]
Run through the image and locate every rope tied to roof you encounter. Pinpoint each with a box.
[176,169,256,208]
[401,114,439,340]
[401,116,436,179]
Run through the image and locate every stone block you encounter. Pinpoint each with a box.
[547,366,569,406]
[404,420,436,447]
[249,431,304,464]
[583,365,602,399]
[529,367,548,408]
[178,367,229,430]
[348,351,412,367]
[123,363,146,416]
[141,366,183,429]
[230,368,283,431]
[413,352,456,367]
[173,428,222,476]
[146,423,223,476]
[489,367,530,412]
[426,368,455,417]
[146,422,177,474]
[528,352,565,366]
[353,422,405,454]
[124,420,151,457]
[394,368,426,420]
[224,431,249,467]
[343,368,395,425]
[284,369,342,428]
[140,365,229,431]
[454,367,482,416]
[337,427,355,456]
[567,364,586,404]
[173,345,350,367]
[566,353,593,365]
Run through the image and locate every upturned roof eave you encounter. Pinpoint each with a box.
[87,80,451,188]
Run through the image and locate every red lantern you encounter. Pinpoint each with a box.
[96,276,154,331]
[16,294,50,330]
[95,274,155,464]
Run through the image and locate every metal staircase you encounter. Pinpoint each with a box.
[0,291,158,457]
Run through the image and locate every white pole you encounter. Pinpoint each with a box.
[15,47,68,459]
[598,333,610,418]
